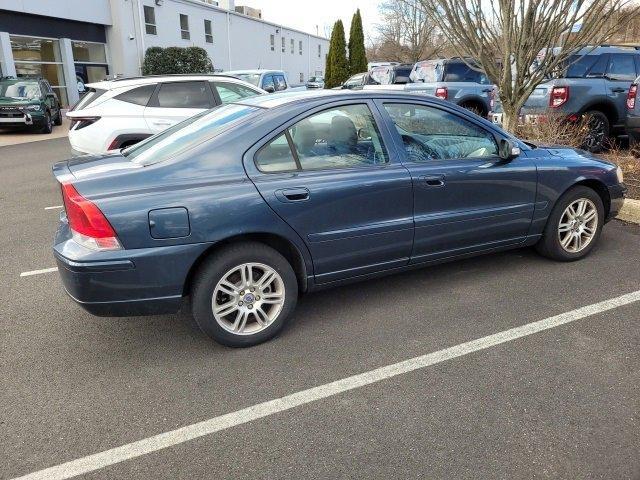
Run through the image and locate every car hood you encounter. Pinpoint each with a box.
[53,153,142,182]
[0,98,39,107]
[538,144,617,167]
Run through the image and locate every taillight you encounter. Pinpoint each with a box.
[69,116,100,131]
[627,84,637,110]
[435,87,448,100]
[549,86,569,108]
[61,183,121,251]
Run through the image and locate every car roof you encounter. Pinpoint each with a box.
[225,70,283,75]
[85,74,247,90]
[233,89,449,109]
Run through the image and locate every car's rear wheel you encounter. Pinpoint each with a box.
[535,186,604,261]
[191,242,298,347]
[40,111,53,134]
[53,105,63,126]
[581,111,609,153]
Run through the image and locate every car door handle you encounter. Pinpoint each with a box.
[422,175,445,187]
[275,188,310,202]
[611,87,626,93]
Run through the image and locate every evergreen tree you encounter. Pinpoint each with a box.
[325,20,349,88]
[348,9,367,75]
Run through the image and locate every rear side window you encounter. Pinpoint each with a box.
[443,62,487,83]
[255,133,298,172]
[561,55,607,78]
[155,81,211,108]
[274,75,287,91]
[115,84,156,106]
[606,54,637,81]
[213,82,260,104]
[71,88,107,111]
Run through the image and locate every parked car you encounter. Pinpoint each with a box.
[305,76,324,89]
[365,58,495,117]
[224,69,302,93]
[52,90,626,347]
[67,74,263,154]
[337,72,380,90]
[0,76,62,133]
[626,75,640,155]
[514,45,640,152]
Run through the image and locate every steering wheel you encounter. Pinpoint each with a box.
[401,135,440,162]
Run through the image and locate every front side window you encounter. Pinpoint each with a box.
[606,54,637,81]
[213,82,260,103]
[262,75,275,91]
[115,84,156,106]
[383,103,497,162]
[180,14,190,40]
[156,81,210,108]
[144,6,156,35]
[204,19,213,43]
[255,104,388,173]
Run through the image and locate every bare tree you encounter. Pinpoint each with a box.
[375,0,445,62]
[417,0,638,131]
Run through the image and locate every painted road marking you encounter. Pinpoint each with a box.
[44,205,63,210]
[20,267,58,277]
[11,289,640,480]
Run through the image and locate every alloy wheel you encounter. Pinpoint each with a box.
[211,262,285,335]
[583,115,605,151]
[557,198,598,253]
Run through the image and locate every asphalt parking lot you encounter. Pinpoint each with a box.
[1,138,639,480]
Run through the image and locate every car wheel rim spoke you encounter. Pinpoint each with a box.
[212,262,285,336]
[557,198,598,253]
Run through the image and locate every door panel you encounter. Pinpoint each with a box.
[247,102,414,283]
[605,54,638,123]
[143,81,214,133]
[376,100,537,262]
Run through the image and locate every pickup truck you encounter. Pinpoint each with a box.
[364,58,494,117]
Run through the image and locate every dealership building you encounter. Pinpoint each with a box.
[0,0,329,106]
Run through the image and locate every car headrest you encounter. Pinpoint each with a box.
[294,120,317,154]
[329,115,357,150]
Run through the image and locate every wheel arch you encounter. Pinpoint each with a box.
[558,178,611,219]
[457,96,488,116]
[578,100,618,126]
[183,232,310,297]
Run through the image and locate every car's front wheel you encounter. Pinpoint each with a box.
[53,105,63,126]
[40,111,53,134]
[536,185,604,261]
[191,242,298,347]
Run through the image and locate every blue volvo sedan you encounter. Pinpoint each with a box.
[53,90,626,347]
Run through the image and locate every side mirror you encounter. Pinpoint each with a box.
[264,85,275,93]
[498,138,521,161]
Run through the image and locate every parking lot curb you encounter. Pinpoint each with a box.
[617,198,640,224]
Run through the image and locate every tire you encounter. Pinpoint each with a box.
[191,242,298,347]
[581,111,609,153]
[40,111,53,134]
[535,185,604,262]
[53,105,63,126]
[460,103,485,118]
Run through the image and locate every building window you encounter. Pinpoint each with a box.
[144,6,156,35]
[299,40,303,55]
[204,19,213,43]
[281,37,285,53]
[180,14,190,40]
[300,73,304,82]
[290,38,294,54]
[317,44,321,58]
[72,41,109,95]
[270,34,274,51]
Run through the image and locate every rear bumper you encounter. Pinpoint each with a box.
[53,234,213,317]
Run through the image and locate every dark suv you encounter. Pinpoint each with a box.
[519,45,640,152]
[0,77,62,133]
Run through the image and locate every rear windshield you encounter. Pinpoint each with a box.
[70,88,107,111]
[233,73,261,87]
[122,104,258,165]
[410,62,441,83]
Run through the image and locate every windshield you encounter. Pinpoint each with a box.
[123,104,258,165]
[233,73,261,86]
[308,77,323,82]
[0,81,41,100]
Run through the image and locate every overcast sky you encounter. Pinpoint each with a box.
[240,0,382,40]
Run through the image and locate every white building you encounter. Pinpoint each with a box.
[0,0,329,106]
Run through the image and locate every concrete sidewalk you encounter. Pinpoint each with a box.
[0,117,70,147]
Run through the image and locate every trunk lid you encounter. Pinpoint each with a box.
[53,154,141,182]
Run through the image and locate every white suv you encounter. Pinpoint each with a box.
[67,74,264,154]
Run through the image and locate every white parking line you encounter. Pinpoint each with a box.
[11,289,640,480]
[19,267,58,277]
[44,205,63,210]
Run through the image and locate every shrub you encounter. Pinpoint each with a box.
[142,46,213,75]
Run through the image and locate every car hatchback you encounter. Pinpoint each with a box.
[53,90,626,347]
